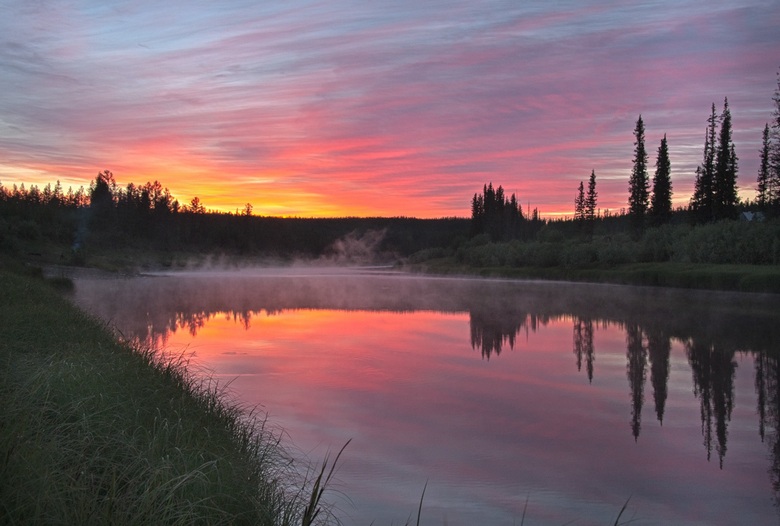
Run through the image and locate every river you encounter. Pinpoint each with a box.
[69,268,780,525]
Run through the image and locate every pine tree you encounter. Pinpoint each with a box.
[770,69,780,210]
[714,98,738,219]
[691,104,718,222]
[574,181,585,222]
[585,170,597,221]
[757,124,771,208]
[650,134,672,225]
[628,115,649,230]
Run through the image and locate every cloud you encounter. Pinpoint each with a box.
[1,0,778,217]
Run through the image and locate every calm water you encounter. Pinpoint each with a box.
[70,269,780,525]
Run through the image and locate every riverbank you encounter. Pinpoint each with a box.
[401,257,780,294]
[0,267,329,525]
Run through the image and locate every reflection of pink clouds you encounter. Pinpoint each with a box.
[155,309,774,524]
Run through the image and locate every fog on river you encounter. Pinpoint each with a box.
[69,268,780,525]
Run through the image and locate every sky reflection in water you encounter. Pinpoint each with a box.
[71,270,780,525]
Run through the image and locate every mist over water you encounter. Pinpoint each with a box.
[69,269,780,525]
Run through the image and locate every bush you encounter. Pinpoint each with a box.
[595,235,634,265]
[671,220,780,264]
[13,219,41,241]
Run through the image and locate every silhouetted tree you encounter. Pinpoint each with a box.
[770,70,780,212]
[628,115,649,231]
[574,181,585,222]
[585,170,597,222]
[714,98,739,219]
[650,134,672,225]
[757,123,771,208]
[691,104,718,222]
[89,170,116,219]
[188,196,206,214]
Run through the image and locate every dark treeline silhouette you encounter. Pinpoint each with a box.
[0,170,469,263]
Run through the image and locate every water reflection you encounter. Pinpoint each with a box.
[70,270,780,522]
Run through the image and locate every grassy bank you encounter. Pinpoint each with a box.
[0,267,329,525]
[404,257,780,293]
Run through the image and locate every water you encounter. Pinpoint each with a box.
[69,269,780,525]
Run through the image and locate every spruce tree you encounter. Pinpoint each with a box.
[691,104,718,222]
[757,124,770,208]
[650,134,672,225]
[770,70,780,210]
[574,181,585,222]
[585,170,597,221]
[628,115,649,229]
[714,98,738,219]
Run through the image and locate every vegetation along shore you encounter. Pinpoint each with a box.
[0,265,340,525]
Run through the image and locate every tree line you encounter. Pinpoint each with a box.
[0,173,469,262]
[470,69,780,239]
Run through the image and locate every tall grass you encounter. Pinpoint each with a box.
[0,268,336,525]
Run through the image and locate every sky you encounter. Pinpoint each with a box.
[1,1,778,218]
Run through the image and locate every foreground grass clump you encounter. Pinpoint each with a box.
[0,268,328,525]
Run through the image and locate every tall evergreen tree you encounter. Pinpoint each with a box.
[691,104,718,222]
[714,98,738,219]
[757,123,771,208]
[650,134,672,225]
[628,115,649,230]
[585,170,598,221]
[574,181,585,221]
[770,69,780,210]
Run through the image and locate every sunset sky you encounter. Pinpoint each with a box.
[1,1,778,218]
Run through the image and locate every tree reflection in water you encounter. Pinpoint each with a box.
[70,271,780,510]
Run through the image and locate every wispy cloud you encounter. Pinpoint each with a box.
[1,1,777,216]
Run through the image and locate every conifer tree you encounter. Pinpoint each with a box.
[757,124,771,208]
[691,104,718,222]
[574,181,585,222]
[628,115,649,229]
[650,134,672,225]
[585,170,597,221]
[770,69,780,210]
[714,98,738,219]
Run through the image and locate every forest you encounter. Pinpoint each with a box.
[0,171,469,268]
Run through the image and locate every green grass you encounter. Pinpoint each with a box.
[0,267,334,525]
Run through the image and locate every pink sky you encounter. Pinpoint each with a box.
[1,2,778,217]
